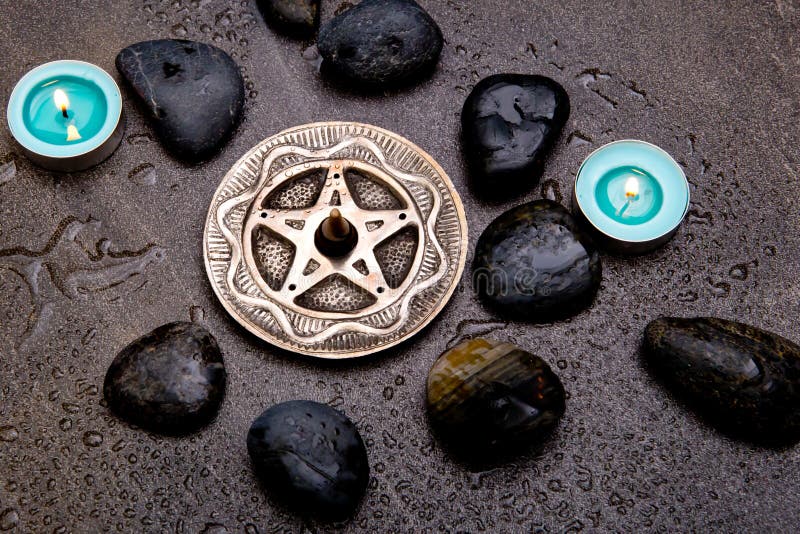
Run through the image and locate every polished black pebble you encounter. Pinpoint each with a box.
[644,317,800,444]
[317,0,443,88]
[462,74,570,197]
[427,338,566,462]
[103,322,226,435]
[473,199,601,321]
[116,39,244,162]
[257,0,319,37]
[247,400,369,519]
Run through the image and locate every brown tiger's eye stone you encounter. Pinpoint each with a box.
[426,338,566,462]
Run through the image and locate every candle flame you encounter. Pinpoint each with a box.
[53,89,70,112]
[66,125,81,142]
[625,176,639,198]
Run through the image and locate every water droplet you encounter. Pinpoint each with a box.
[540,179,563,203]
[446,319,508,349]
[567,131,592,148]
[707,279,731,298]
[382,386,394,400]
[189,305,206,322]
[128,163,157,186]
[127,132,153,145]
[81,327,97,346]
[200,522,229,534]
[302,45,323,72]
[0,426,19,442]
[171,23,188,37]
[62,402,80,414]
[729,264,748,281]
[0,508,19,531]
[82,430,103,447]
[0,158,17,186]
[58,418,72,431]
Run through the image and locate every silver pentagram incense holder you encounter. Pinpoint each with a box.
[203,122,468,359]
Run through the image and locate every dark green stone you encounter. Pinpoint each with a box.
[103,322,226,435]
[473,200,601,322]
[644,317,800,444]
[426,338,566,462]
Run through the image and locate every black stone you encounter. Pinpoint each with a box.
[317,0,443,88]
[257,0,319,38]
[426,338,566,463]
[462,74,570,197]
[116,40,244,162]
[473,199,601,321]
[644,317,800,445]
[103,322,226,435]
[247,400,369,519]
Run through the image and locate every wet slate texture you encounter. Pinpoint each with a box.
[0,0,799,532]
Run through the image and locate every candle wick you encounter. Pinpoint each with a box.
[61,106,68,119]
[616,197,633,217]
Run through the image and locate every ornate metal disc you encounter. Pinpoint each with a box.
[203,122,468,359]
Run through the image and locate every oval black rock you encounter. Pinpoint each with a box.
[473,199,601,321]
[247,400,369,519]
[115,39,244,162]
[257,0,319,37]
[644,317,800,444]
[427,338,566,462]
[103,322,226,435]
[462,74,570,197]
[317,0,443,87]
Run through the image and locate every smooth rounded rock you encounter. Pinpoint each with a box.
[247,400,369,519]
[644,317,800,444]
[462,74,570,196]
[116,39,244,162]
[257,0,319,37]
[103,322,226,434]
[317,0,443,88]
[473,199,601,321]
[427,338,566,462]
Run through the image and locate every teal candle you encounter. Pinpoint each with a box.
[573,140,689,254]
[7,60,124,172]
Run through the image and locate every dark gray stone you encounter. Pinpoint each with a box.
[257,0,319,38]
[317,0,443,88]
[115,39,244,162]
[462,74,570,197]
[103,322,226,434]
[473,200,601,321]
[247,400,369,520]
[644,317,800,445]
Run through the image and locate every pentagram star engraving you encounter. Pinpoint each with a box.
[243,162,422,302]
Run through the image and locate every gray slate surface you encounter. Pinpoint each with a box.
[1,0,799,532]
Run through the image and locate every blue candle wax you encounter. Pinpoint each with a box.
[7,60,123,171]
[23,76,108,144]
[574,140,689,253]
